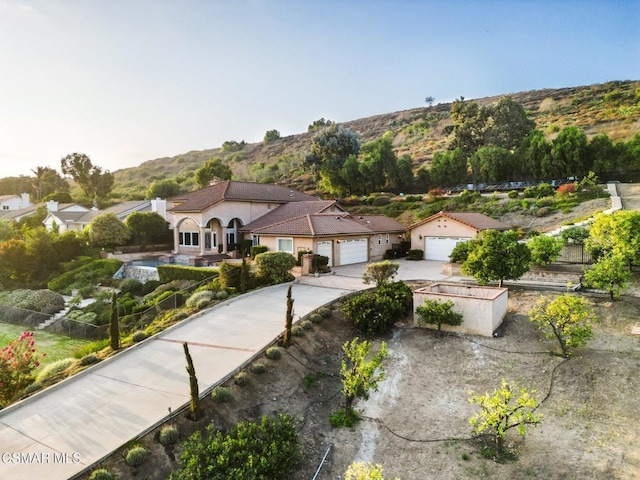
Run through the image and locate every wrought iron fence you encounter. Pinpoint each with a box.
[555,243,593,264]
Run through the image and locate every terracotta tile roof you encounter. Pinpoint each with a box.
[169,180,318,212]
[352,215,406,233]
[251,213,374,237]
[409,211,510,231]
[239,200,344,232]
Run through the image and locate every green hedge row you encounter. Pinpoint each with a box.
[157,265,219,283]
[47,259,123,293]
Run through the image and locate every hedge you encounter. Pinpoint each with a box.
[157,265,219,283]
[47,259,123,294]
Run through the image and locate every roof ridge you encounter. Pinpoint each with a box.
[307,214,315,235]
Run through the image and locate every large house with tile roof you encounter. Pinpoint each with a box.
[168,180,406,266]
[408,211,510,261]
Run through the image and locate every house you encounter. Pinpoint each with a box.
[0,193,31,212]
[241,201,406,266]
[408,211,510,261]
[168,180,406,266]
[42,199,168,232]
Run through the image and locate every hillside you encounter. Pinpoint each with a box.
[113,80,640,199]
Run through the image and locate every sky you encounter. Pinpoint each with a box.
[0,0,638,179]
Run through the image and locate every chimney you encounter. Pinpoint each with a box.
[21,193,31,208]
[46,200,58,212]
[151,198,167,219]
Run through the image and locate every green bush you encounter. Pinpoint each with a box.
[371,196,391,206]
[159,425,179,445]
[536,206,553,217]
[342,281,413,336]
[125,445,148,467]
[140,280,162,296]
[265,346,282,360]
[291,325,305,337]
[308,313,323,324]
[301,320,313,330]
[88,468,114,480]
[211,386,232,403]
[36,358,76,383]
[195,298,210,310]
[172,414,301,480]
[250,245,268,258]
[0,289,66,314]
[131,330,148,343]
[250,362,267,374]
[254,251,296,284]
[507,190,519,199]
[79,353,99,366]
[219,262,242,289]
[119,278,143,296]
[330,408,361,428]
[407,249,424,260]
[234,371,249,386]
[157,264,219,283]
[186,290,215,309]
[318,307,332,318]
[47,259,123,294]
[449,241,471,263]
[215,290,229,300]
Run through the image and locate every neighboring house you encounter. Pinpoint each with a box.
[241,201,406,266]
[0,204,41,223]
[0,193,31,212]
[42,199,169,232]
[168,180,406,266]
[408,211,510,261]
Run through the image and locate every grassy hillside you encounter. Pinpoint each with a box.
[113,80,640,199]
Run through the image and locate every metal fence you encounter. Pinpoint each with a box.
[555,243,593,264]
[0,305,107,340]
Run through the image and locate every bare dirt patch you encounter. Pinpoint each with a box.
[89,290,640,480]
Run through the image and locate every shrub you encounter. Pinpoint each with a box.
[119,278,143,296]
[234,371,249,386]
[407,249,424,260]
[211,386,232,403]
[311,254,330,273]
[536,206,553,217]
[308,313,323,324]
[215,290,229,300]
[88,468,114,480]
[507,190,519,199]
[36,358,76,383]
[254,251,296,284]
[79,353,99,366]
[371,196,391,206]
[342,281,412,335]
[195,298,210,310]
[449,241,471,263]
[172,414,300,480]
[140,279,162,296]
[317,307,332,318]
[159,425,179,445]
[186,290,215,309]
[301,320,313,330]
[219,262,242,289]
[250,362,267,374]
[157,264,218,283]
[265,346,282,360]
[0,289,65,314]
[250,245,268,258]
[557,183,576,195]
[362,260,399,286]
[125,445,148,467]
[131,330,148,343]
[47,259,123,294]
[330,408,361,428]
[291,325,305,337]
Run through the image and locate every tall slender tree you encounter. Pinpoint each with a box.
[183,342,201,420]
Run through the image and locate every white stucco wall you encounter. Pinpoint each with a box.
[410,218,479,251]
[413,283,508,337]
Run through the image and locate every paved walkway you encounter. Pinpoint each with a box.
[0,283,353,480]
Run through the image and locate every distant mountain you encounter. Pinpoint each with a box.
[113,80,640,199]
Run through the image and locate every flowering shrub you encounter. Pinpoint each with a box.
[0,331,43,406]
[556,182,576,196]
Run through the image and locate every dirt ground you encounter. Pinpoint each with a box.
[91,287,640,480]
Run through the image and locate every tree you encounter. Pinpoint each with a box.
[583,253,631,301]
[469,146,515,183]
[340,338,388,417]
[0,220,17,242]
[527,235,565,267]
[528,294,598,358]
[362,260,399,286]
[429,148,468,187]
[462,230,531,287]
[125,212,171,245]
[345,462,399,480]
[306,125,361,195]
[254,251,296,284]
[468,378,542,458]
[484,96,535,151]
[31,166,68,202]
[560,226,589,245]
[263,129,281,143]
[586,211,640,268]
[551,127,590,178]
[146,178,182,199]
[194,158,232,188]
[88,213,131,248]
[109,292,119,351]
[589,133,621,175]
[183,342,201,420]
[308,118,335,132]
[425,96,435,107]
[60,152,113,204]
[519,129,550,180]
[0,331,43,407]
[449,98,489,158]
[360,133,399,192]
[283,285,294,348]
[416,298,463,332]
[221,140,246,152]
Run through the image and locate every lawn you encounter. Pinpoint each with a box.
[0,322,90,367]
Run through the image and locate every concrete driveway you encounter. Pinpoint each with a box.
[0,283,353,480]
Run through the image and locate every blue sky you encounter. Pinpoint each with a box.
[0,0,638,179]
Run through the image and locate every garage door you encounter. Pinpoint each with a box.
[424,237,470,261]
[316,240,333,267]
[338,238,368,265]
